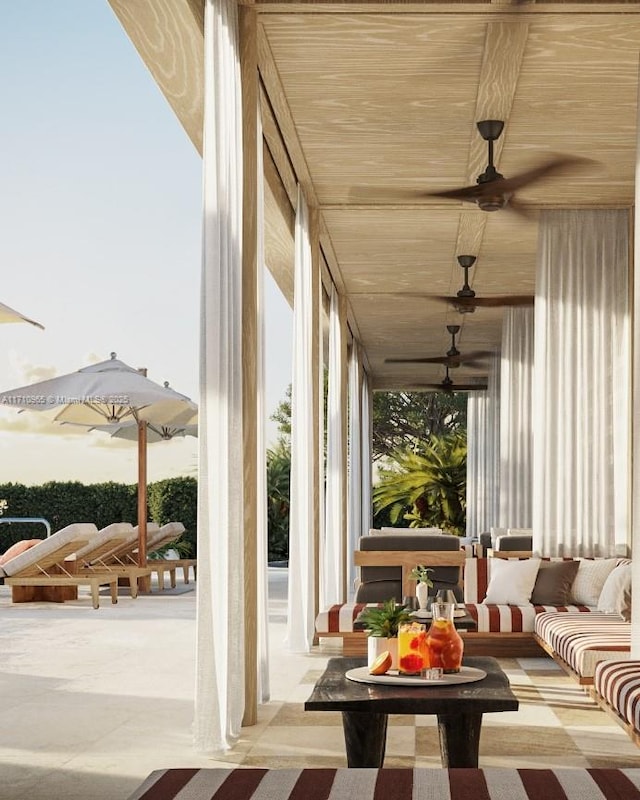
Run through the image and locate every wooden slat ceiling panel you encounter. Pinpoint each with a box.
[257,5,640,389]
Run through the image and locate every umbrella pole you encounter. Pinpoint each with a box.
[137,420,148,568]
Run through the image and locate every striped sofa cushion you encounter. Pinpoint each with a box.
[315,602,370,633]
[465,602,593,633]
[594,660,640,735]
[534,612,631,678]
[462,556,593,632]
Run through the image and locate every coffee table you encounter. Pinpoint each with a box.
[304,656,518,768]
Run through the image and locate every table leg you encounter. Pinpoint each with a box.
[341,711,388,767]
[436,712,483,767]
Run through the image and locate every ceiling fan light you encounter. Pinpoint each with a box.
[476,195,507,212]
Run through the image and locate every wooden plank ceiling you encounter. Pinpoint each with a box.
[110,0,640,391]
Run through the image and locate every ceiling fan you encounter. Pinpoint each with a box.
[431,255,535,314]
[414,366,489,393]
[385,324,492,367]
[424,120,592,214]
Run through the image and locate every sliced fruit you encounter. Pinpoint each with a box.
[369,650,393,675]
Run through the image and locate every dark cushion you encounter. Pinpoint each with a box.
[358,533,461,585]
[530,559,580,605]
[494,534,533,551]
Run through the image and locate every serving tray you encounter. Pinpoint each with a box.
[345,665,487,687]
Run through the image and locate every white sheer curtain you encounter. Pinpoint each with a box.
[347,342,362,598]
[256,103,269,703]
[361,371,373,535]
[499,307,534,528]
[632,106,640,658]
[322,285,344,606]
[195,0,244,753]
[466,353,500,538]
[532,209,630,557]
[286,185,316,652]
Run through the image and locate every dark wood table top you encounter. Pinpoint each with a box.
[304,656,519,716]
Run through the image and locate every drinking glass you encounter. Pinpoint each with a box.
[397,622,429,675]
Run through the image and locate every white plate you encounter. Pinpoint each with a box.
[410,608,467,620]
[346,665,487,687]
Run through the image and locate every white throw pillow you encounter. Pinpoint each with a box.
[482,558,541,605]
[571,558,618,606]
[597,563,632,618]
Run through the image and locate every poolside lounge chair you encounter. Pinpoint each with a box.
[146,523,197,590]
[0,523,120,608]
[78,523,158,597]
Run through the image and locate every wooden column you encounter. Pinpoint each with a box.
[239,4,259,727]
[137,419,148,567]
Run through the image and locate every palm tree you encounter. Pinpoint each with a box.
[373,431,467,535]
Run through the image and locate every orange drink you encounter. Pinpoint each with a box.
[426,602,464,674]
[397,622,429,675]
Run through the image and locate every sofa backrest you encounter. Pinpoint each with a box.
[357,533,462,590]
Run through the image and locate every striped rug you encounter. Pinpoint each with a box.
[128,767,640,800]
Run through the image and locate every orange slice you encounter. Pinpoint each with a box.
[369,651,392,675]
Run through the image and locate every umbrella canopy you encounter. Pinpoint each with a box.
[0,300,44,329]
[94,417,197,443]
[0,353,196,565]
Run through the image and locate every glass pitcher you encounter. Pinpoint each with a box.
[426,602,464,673]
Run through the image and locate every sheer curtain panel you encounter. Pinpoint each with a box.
[196,0,245,754]
[286,186,316,652]
[361,372,373,535]
[532,209,630,557]
[466,379,500,539]
[499,307,534,528]
[256,103,269,703]
[323,285,345,606]
[347,343,362,598]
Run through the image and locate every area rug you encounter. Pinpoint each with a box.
[241,657,640,769]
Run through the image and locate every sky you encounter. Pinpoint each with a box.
[0,1,292,487]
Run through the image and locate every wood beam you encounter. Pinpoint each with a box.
[108,0,204,153]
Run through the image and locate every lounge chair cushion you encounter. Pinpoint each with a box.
[74,522,134,562]
[1,523,98,577]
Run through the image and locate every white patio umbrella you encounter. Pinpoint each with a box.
[0,300,44,329]
[0,353,196,565]
[93,414,197,443]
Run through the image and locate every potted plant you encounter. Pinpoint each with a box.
[410,565,434,611]
[359,598,412,670]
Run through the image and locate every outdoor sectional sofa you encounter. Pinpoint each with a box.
[591,660,640,746]
[315,552,633,663]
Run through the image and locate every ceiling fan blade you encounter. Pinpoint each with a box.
[423,156,595,209]
[498,155,595,193]
[432,295,534,309]
[413,381,488,392]
[385,349,493,366]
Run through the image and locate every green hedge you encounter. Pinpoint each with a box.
[0,478,197,556]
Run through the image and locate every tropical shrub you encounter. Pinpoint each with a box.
[266,440,290,562]
[372,431,467,535]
